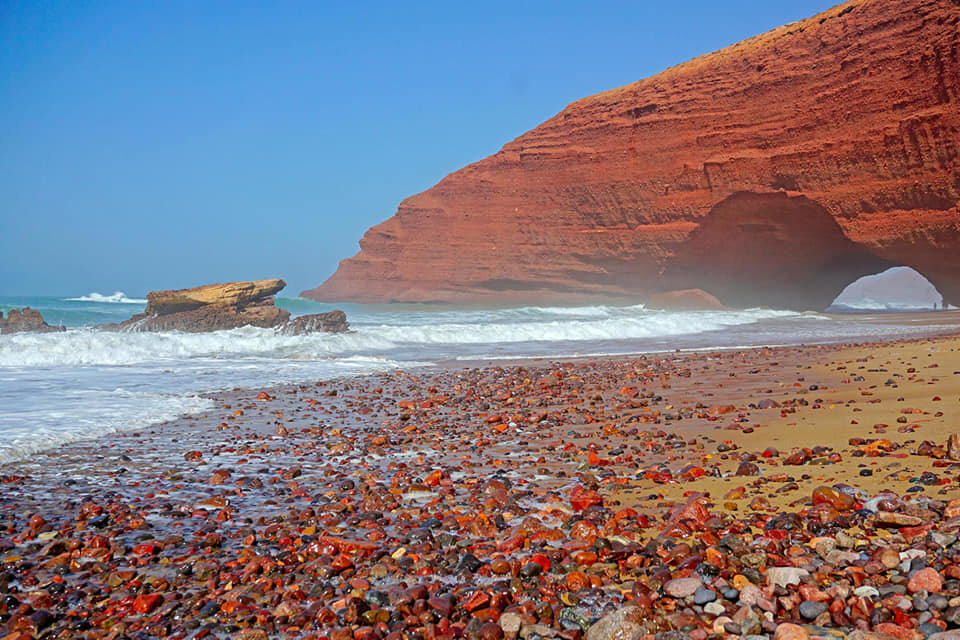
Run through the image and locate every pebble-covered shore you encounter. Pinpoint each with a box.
[2,337,960,640]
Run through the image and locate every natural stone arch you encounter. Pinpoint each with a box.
[659,192,897,310]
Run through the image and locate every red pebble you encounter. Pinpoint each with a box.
[133,594,163,614]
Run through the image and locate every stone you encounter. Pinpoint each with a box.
[645,289,725,311]
[663,576,702,598]
[798,600,827,620]
[766,567,810,588]
[102,279,290,332]
[500,612,522,637]
[584,606,646,640]
[908,567,943,594]
[0,308,65,334]
[875,512,924,527]
[303,0,960,308]
[694,587,717,605]
[773,622,810,640]
[278,310,350,334]
[948,434,960,461]
[854,585,881,599]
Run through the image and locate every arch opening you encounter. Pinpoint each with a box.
[828,266,953,312]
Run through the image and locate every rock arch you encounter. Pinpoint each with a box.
[659,192,900,310]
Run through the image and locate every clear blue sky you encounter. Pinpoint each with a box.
[0,0,840,297]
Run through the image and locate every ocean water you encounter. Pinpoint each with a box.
[1,293,958,463]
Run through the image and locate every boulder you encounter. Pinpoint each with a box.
[645,289,724,311]
[278,310,350,335]
[103,279,290,332]
[0,308,65,334]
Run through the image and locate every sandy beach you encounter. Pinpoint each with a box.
[2,334,960,640]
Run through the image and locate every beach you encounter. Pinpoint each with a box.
[3,332,960,640]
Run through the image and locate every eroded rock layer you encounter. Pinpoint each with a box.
[305,0,960,308]
[104,280,291,332]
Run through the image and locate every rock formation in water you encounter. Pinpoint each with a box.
[103,280,353,333]
[104,280,291,332]
[0,308,66,334]
[279,310,350,335]
[304,0,960,309]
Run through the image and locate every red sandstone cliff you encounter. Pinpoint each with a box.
[304,0,960,308]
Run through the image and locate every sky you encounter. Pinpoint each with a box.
[0,0,841,297]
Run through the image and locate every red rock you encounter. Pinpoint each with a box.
[873,622,923,640]
[209,469,231,485]
[569,486,603,512]
[773,623,810,640]
[303,0,960,307]
[907,567,943,593]
[0,308,65,334]
[133,593,163,614]
[707,404,737,416]
[645,289,724,311]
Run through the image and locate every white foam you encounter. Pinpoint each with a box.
[66,291,147,304]
[0,308,804,368]
[0,390,214,464]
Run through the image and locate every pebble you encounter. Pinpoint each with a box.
[799,600,828,620]
[909,567,944,593]
[774,622,811,640]
[694,587,717,605]
[0,345,958,640]
[663,576,702,598]
[766,566,810,588]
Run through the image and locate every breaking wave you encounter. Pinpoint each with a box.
[0,307,803,367]
[66,291,147,304]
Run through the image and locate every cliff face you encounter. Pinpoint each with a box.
[305,0,960,308]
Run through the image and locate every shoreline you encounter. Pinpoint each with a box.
[2,333,960,639]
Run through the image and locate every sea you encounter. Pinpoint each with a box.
[1,292,958,464]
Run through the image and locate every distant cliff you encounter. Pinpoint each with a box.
[305,0,960,309]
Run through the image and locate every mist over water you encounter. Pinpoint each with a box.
[1,293,959,463]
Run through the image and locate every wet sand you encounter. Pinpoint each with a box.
[2,334,960,640]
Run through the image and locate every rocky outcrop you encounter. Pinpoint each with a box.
[305,0,960,308]
[104,280,291,332]
[645,289,725,312]
[279,310,350,335]
[0,308,65,334]
[144,279,286,315]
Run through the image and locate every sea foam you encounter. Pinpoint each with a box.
[66,291,147,304]
[0,308,802,368]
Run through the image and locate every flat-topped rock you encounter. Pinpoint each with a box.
[103,279,290,333]
[145,279,286,315]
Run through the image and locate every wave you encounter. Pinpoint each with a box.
[0,391,213,464]
[0,308,804,368]
[66,291,147,304]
